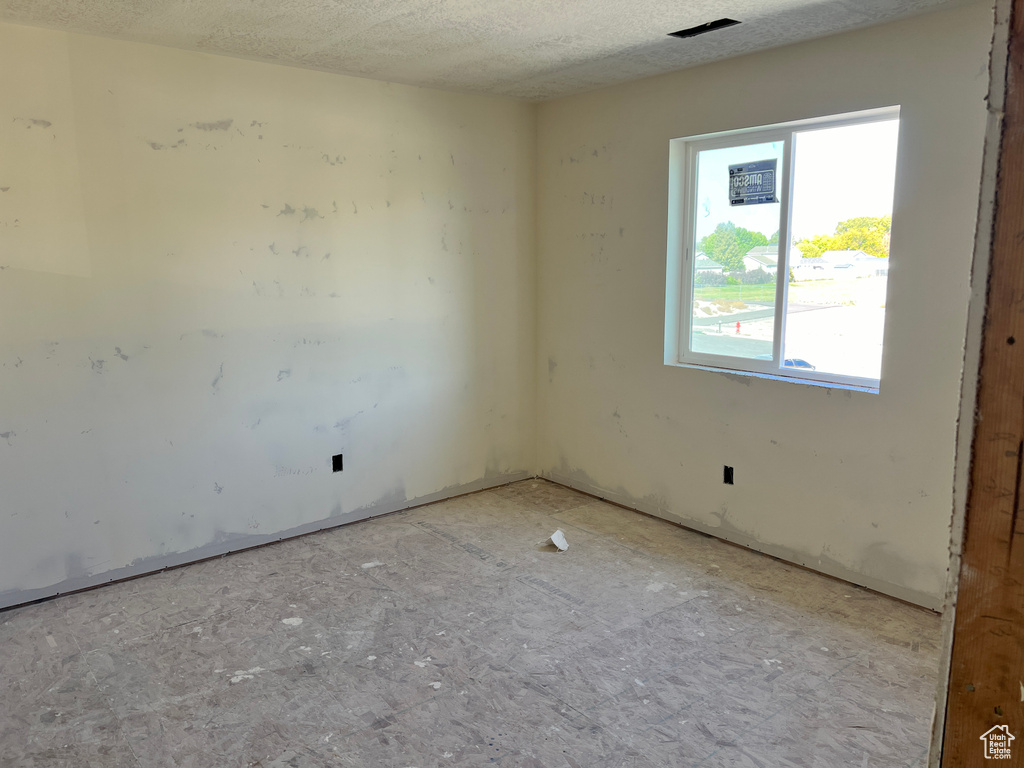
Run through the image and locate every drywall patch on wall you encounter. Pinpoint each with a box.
[0,28,91,277]
[0,23,537,608]
[192,118,233,131]
[535,5,992,609]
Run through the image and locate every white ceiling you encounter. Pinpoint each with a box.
[0,0,975,99]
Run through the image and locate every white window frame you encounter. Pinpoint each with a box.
[664,106,900,393]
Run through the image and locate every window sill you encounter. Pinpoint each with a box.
[666,360,880,394]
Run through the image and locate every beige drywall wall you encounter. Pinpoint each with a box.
[536,3,992,609]
[0,23,536,608]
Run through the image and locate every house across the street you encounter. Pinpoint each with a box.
[743,245,780,274]
[695,254,726,275]
[789,249,889,279]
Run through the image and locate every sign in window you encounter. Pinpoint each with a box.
[728,159,778,206]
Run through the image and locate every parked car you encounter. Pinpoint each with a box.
[754,354,816,370]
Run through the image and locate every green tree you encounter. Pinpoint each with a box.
[699,222,769,272]
[795,215,891,259]
[833,215,891,257]
[794,234,832,260]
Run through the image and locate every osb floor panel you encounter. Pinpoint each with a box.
[0,479,941,767]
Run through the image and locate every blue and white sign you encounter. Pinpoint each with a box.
[729,159,777,206]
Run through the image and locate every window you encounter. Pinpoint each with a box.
[665,107,900,392]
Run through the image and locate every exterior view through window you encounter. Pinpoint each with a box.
[667,108,899,390]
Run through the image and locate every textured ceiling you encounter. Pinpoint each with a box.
[0,0,975,99]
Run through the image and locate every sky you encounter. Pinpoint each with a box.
[693,119,899,244]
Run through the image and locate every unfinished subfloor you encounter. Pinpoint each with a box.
[2,479,940,767]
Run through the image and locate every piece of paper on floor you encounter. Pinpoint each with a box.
[548,529,569,552]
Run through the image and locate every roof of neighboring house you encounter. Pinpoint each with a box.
[743,250,778,267]
[695,256,725,271]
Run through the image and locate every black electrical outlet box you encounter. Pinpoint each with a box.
[669,18,741,39]
[332,454,344,472]
[723,465,734,484]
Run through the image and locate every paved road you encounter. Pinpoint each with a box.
[691,332,772,358]
[693,306,774,327]
[692,302,831,327]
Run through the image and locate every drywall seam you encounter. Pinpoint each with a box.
[930,0,1010,762]
[0,471,530,611]
[531,102,543,477]
[543,469,944,611]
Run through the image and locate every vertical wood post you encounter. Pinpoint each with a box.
[942,0,1024,762]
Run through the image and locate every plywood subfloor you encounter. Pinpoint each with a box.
[1,479,939,767]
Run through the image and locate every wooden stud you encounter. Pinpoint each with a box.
[942,0,1024,763]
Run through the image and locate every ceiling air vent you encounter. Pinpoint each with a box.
[668,18,741,39]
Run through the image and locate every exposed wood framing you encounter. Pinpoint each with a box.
[942,0,1024,762]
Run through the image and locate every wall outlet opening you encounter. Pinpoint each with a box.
[723,465,734,484]
[332,454,344,472]
[669,18,741,39]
